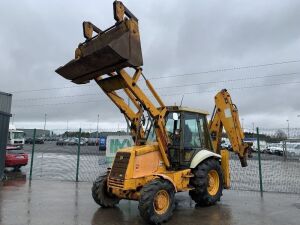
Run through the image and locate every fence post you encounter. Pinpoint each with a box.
[283,140,287,161]
[76,128,81,182]
[256,127,263,195]
[29,128,36,180]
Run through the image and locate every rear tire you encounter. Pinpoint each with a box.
[13,166,21,171]
[189,158,223,206]
[138,179,175,224]
[92,175,120,208]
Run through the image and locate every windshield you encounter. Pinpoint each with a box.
[147,112,180,143]
[12,132,24,139]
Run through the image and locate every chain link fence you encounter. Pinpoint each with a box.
[22,128,127,182]
[230,127,300,194]
[6,127,300,194]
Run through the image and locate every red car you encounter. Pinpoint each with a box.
[5,145,28,169]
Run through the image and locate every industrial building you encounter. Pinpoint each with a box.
[18,129,51,138]
[0,91,12,180]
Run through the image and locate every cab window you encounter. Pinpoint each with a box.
[183,113,201,149]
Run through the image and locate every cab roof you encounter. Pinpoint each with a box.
[165,106,210,115]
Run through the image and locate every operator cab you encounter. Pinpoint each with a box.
[148,106,213,170]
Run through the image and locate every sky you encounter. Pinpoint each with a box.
[1,0,300,132]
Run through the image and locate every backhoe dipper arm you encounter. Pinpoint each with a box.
[209,89,250,167]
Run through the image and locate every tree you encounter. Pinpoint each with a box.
[274,129,287,140]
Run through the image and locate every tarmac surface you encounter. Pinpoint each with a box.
[0,179,299,225]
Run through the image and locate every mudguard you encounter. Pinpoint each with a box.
[190,150,221,168]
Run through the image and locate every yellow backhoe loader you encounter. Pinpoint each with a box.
[56,2,251,224]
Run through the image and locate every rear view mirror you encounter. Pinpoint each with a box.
[172,113,179,121]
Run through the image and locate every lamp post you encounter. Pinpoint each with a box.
[44,113,47,131]
[11,113,15,125]
[97,114,99,134]
[96,114,100,148]
[286,119,289,139]
[66,120,69,138]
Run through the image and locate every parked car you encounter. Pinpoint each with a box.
[56,137,86,146]
[99,136,106,151]
[56,138,65,145]
[74,137,86,146]
[286,143,300,157]
[25,138,33,144]
[35,138,45,144]
[25,137,44,144]
[262,148,272,154]
[268,143,283,156]
[88,138,98,146]
[5,146,28,170]
[67,138,78,145]
[65,137,86,146]
[220,138,230,149]
[63,138,71,145]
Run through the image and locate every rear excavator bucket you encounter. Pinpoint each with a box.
[55,1,143,84]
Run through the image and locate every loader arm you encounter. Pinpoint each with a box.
[209,89,250,167]
[94,72,146,145]
[55,1,171,168]
[94,68,171,167]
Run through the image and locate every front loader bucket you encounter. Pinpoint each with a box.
[56,20,143,84]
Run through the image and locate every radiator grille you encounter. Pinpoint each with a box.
[108,152,130,188]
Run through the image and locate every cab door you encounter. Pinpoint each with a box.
[180,112,211,168]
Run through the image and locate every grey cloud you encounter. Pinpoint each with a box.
[1,0,300,130]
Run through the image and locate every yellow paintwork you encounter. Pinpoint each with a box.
[108,144,192,200]
[207,170,220,196]
[221,149,230,189]
[107,89,248,201]
[209,89,250,166]
[154,190,170,215]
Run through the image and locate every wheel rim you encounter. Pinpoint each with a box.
[153,190,170,215]
[207,170,220,196]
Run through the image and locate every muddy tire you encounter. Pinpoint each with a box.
[92,175,120,207]
[138,179,175,224]
[189,158,223,206]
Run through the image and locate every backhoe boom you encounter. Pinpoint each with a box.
[209,89,250,167]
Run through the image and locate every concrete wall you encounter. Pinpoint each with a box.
[0,91,12,180]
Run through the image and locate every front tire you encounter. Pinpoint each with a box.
[92,175,120,208]
[138,179,175,224]
[189,158,223,206]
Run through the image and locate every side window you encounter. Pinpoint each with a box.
[198,115,212,149]
[184,113,200,148]
[198,117,205,147]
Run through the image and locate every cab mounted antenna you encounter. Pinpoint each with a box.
[180,94,185,107]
